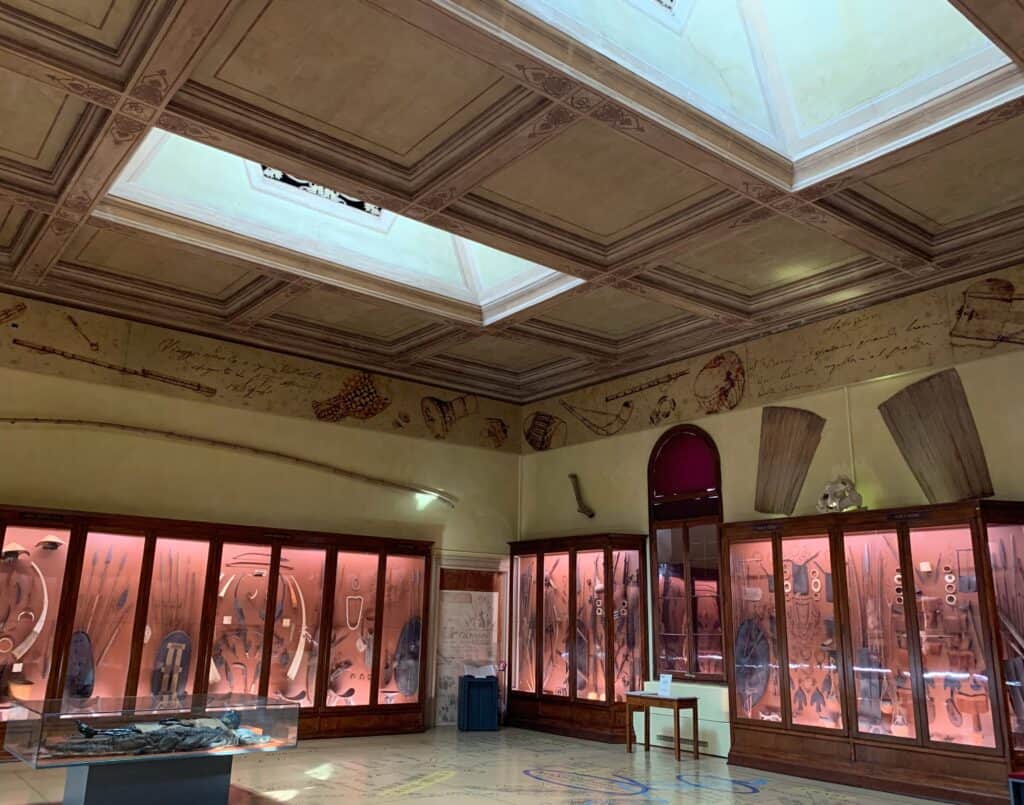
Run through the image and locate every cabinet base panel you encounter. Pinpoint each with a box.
[729,750,1007,805]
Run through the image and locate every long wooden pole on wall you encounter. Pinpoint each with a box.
[0,417,458,507]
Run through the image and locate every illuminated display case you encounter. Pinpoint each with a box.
[722,500,1024,805]
[0,505,431,745]
[508,534,648,742]
[4,695,298,768]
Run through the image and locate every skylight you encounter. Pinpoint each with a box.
[510,0,1017,160]
[103,132,582,325]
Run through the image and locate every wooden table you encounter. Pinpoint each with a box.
[624,692,699,761]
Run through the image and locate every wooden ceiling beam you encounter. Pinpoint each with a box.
[948,0,1024,68]
[11,0,240,285]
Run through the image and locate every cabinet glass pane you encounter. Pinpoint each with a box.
[209,544,270,698]
[909,526,996,748]
[269,548,325,708]
[378,555,425,705]
[989,523,1024,751]
[542,552,570,696]
[64,532,145,707]
[575,551,605,702]
[691,524,723,677]
[730,540,780,721]
[328,552,378,706]
[0,526,71,718]
[612,549,643,702]
[656,527,688,673]
[843,530,916,739]
[511,555,537,693]
[136,538,209,707]
[782,535,842,730]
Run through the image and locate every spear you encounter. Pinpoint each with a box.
[85,547,113,634]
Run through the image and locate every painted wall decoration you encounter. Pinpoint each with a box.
[522,263,1024,452]
[0,293,521,453]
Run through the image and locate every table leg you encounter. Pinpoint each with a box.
[673,704,680,762]
[626,702,632,753]
[643,705,650,751]
[692,702,699,759]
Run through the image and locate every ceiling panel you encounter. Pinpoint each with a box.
[474,118,718,244]
[663,215,864,295]
[271,286,438,341]
[538,285,682,339]
[0,202,29,249]
[0,67,88,172]
[191,0,511,166]
[63,225,260,298]
[858,115,1024,230]
[4,0,146,49]
[444,334,573,372]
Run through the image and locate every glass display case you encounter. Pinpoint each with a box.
[377,555,426,705]
[722,500,1024,805]
[210,543,270,698]
[511,555,537,693]
[0,526,71,719]
[507,534,647,742]
[137,538,209,707]
[327,551,378,706]
[4,695,298,767]
[0,504,434,745]
[63,532,146,708]
[269,547,325,708]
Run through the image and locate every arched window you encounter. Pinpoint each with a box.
[648,425,724,681]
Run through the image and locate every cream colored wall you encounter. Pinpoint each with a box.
[0,366,518,555]
[520,348,1024,538]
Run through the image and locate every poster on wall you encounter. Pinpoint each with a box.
[435,590,499,725]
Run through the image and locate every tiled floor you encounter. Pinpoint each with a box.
[0,727,941,804]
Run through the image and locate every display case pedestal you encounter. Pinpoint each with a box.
[64,754,233,805]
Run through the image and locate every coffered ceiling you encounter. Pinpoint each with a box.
[0,0,1022,404]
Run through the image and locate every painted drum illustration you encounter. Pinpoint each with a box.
[523,411,567,451]
[693,350,746,414]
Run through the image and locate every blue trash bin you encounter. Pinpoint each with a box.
[457,675,499,731]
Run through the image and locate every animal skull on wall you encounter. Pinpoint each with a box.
[817,476,863,514]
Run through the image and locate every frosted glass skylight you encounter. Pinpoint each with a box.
[511,0,1015,159]
[105,131,582,325]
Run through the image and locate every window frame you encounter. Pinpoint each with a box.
[648,425,725,682]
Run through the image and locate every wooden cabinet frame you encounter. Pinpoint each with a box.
[0,503,432,743]
[721,499,1024,805]
[506,533,648,743]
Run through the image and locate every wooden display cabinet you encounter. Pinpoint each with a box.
[507,534,648,743]
[0,504,431,746]
[722,499,1024,805]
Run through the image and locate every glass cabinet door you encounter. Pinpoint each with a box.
[209,544,271,697]
[575,551,605,702]
[988,523,1024,751]
[63,532,146,706]
[136,538,209,707]
[269,547,325,708]
[541,552,570,696]
[656,527,688,674]
[730,540,780,721]
[690,524,723,677]
[328,551,378,706]
[843,530,917,739]
[511,555,537,693]
[612,548,643,702]
[378,555,425,705]
[909,526,996,749]
[0,526,71,717]
[781,535,842,730]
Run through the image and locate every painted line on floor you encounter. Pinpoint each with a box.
[377,769,457,796]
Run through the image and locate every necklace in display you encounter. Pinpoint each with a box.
[346,595,364,630]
